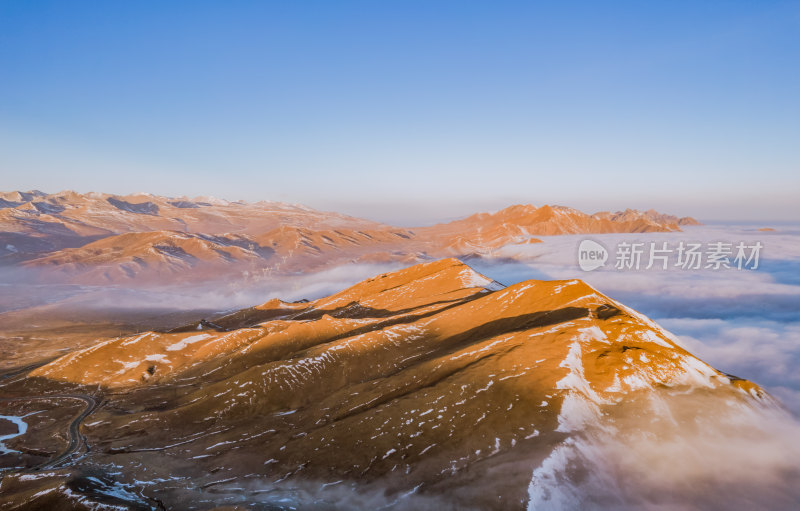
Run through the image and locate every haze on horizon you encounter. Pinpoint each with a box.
[1,1,799,225]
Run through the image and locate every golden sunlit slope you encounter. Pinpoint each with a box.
[0,190,385,258]
[19,226,424,284]
[419,204,699,254]
[252,225,420,271]
[594,207,701,227]
[19,230,272,284]
[26,258,762,509]
[0,190,384,236]
[32,258,756,395]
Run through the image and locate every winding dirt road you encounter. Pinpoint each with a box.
[0,394,99,469]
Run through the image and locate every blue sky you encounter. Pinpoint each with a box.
[1,1,798,224]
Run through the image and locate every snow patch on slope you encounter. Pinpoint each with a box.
[554,326,611,432]
[166,333,213,352]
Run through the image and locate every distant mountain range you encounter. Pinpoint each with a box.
[1,190,699,285]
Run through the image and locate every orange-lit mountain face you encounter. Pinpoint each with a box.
[421,203,695,240]
[1,191,700,285]
[0,190,384,264]
[3,259,776,510]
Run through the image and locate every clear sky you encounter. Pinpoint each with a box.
[1,1,798,225]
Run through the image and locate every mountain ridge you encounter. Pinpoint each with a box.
[2,190,701,286]
[5,257,774,510]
